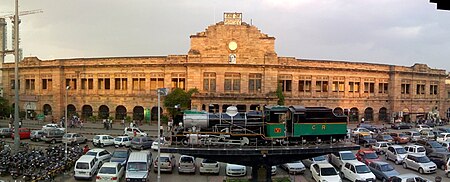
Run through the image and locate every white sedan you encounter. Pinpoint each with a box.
[226,164,246,177]
[280,161,306,174]
[310,163,342,182]
[42,124,65,131]
[96,162,124,182]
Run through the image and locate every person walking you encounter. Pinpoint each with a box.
[121,119,125,128]
[109,119,113,129]
[80,120,84,130]
[18,120,22,128]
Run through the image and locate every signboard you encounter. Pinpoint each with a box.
[144,108,151,123]
[37,113,45,121]
[224,13,242,25]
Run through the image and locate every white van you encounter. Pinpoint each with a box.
[126,152,150,181]
[74,155,100,180]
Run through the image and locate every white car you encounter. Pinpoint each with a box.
[310,163,341,182]
[93,135,115,147]
[124,127,148,137]
[385,145,408,165]
[114,136,131,148]
[271,166,277,175]
[402,154,437,174]
[340,161,376,182]
[404,145,426,156]
[372,142,391,155]
[86,148,112,165]
[302,155,328,168]
[42,124,65,132]
[96,162,124,182]
[178,155,196,174]
[280,161,306,174]
[199,159,220,175]
[390,174,432,182]
[151,138,169,151]
[437,133,450,143]
[226,164,246,177]
[416,124,433,132]
[352,128,374,135]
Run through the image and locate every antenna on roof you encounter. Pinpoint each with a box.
[250,19,253,26]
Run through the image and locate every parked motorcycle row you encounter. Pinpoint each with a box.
[0,140,84,182]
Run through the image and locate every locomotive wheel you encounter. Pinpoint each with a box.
[181,138,189,146]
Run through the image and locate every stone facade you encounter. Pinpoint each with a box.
[1,13,449,123]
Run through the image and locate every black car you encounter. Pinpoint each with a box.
[416,140,447,154]
[438,128,450,133]
[357,134,377,147]
[428,152,450,170]
[110,148,132,166]
[390,122,412,130]
[360,124,379,132]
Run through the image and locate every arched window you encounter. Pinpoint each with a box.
[364,107,374,121]
[67,104,76,117]
[133,106,144,121]
[333,107,344,116]
[43,104,52,115]
[82,105,93,119]
[349,107,359,122]
[99,105,109,119]
[379,107,388,122]
[115,105,127,120]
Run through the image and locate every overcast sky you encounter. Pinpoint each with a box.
[1,0,449,72]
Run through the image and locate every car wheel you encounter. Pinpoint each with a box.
[442,164,446,170]
[140,146,144,150]
[397,127,400,130]
[395,159,400,165]
[419,167,424,174]
[100,143,104,148]
[51,139,56,144]
[447,172,450,178]
[402,162,407,169]
[382,178,388,182]
[340,171,345,179]
[385,154,389,160]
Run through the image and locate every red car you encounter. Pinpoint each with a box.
[11,128,31,139]
[355,149,381,165]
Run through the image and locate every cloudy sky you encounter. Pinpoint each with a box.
[1,0,449,72]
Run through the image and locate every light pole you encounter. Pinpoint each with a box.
[12,0,20,153]
[65,85,70,160]
[156,88,168,182]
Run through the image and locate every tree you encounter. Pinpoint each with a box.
[276,83,285,106]
[0,96,12,118]
[163,88,199,118]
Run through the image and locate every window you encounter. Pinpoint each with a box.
[416,81,425,95]
[401,83,410,94]
[298,76,311,92]
[378,79,388,94]
[203,72,216,92]
[349,80,360,93]
[363,79,375,93]
[98,78,111,90]
[249,73,262,93]
[430,82,438,95]
[332,77,344,92]
[224,73,240,92]
[115,78,128,90]
[132,78,145,90]
[81,78,94,90]
[42,79,52,90]
[65,79,77,90]
[315,76,328,92]
[150,73,164,90]
[25,79,35,90]
[278,75,292,92]
[171,73,186,90]
[10,79,20,89]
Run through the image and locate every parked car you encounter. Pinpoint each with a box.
[367,161,399,182]
[124,127,148,137]
[130,137,153,150]
[153,153,176,173]
[389,174,432,182]
[391,122,413,130]
[110,148,132,166]
[385,145,408,165]
[329,151,358,169]
[93,135,115,147]
[416,140,447,154]
[114,136,131,148]
[439,141,450,151]
[178,155,196,174]
[30,130,45,141]
[42,123,65,131]
[62,133,87,145]
[437,133,450,142]
[74,155,100,180]
[355,150,381,165]
[356,133,377,147]
[438,127,450,133]
[402,154,436,174]
[96,162,125,182]
[225,164,246,177]
[416,124,433,132]
[359,124,379,133]
[11,128,31,139]
[404,145,426,156]
[41,129,65,144]
[388,132,409,144]
[374,134,394,143]
[199,159,220,175]
[340,161,376,182]
[151,137,169,151]
[302,155,328,168]
[280,161,306,174]
[271,166,277,176]
[427,152,450,170]
[403,131,421,142]
[126,152,151,181]
[86,148,112,165]
[352,128,374,135]
[0,128,12,138]
[372,142,391,155]
[310,163,341,182]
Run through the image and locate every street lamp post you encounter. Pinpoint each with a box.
[65,86,70,160]
[156,88,168,182]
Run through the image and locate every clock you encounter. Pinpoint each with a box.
[228,41,237,51]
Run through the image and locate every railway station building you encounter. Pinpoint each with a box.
[1,13,449,123]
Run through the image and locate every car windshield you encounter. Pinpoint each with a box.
[380,143,388,147]
[362,135,372,139]
[127,162,147,171]
[341,153,356,160]
[380,164,394,171]
[417,147,426,153]
[114,138,122,141]
[398,133,407,137]
[63,134,71,138]
[359,128,370,132]
[365,152,378,159]
[158,157,170,162]
[86,151,98,156]
[395,148,407,154]
[412,133,420,136]
[132,137,141,142]
[76,162,89,169]
[383,136,392,139]
[112,151,128,158]
[417,156,431,163]
[313,155,326,161]
[355,165,371,173]
[202,159,217,163]
[320,167,337,176]
[94,136,100,140]
[429,142,442,148]
[180,157,194,163]
[99,167,116,174]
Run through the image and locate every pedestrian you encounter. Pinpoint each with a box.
[83,145,90,154]
[18,120,22,128]
[109,119,113,129]
[8,122,12,129]
[168,118,173,132]
[133,130,137,137]
[130,121,134,128]
[103,119,107,129]
[121,119,125,127]
[80,120,84,130]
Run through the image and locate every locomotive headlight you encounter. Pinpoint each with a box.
[332,138,336,142]
[317,138,321,143]
[302,139,306,144]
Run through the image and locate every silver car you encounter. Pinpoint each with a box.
[402,154,437,174]
[385,145,407,165]
[30,130,45,141]
[62,133,87,145]
[280,161,306,174]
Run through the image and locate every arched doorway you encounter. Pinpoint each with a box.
[402,108,410,122]
[349,107,359,123]
[364,107,374,121]
[133,106,144,121]
[67,104,76,118]
[82,105,93,119]
[151,106,163,121]
[99,105,109,119]
[43,104,52,115]
[379,107,388,122]
[115,105,127,120]
[236,105,246,113]
[333,107,344,116]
